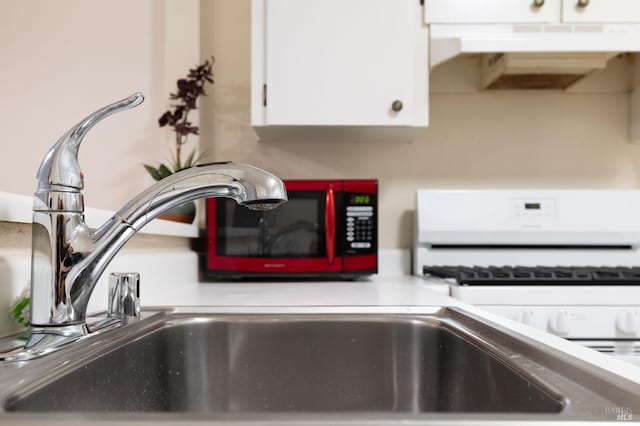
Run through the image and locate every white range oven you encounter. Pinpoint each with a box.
[414,189,640,366]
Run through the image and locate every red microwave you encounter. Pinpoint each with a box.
[205,179,377,279]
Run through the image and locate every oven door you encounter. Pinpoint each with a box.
[206,181,344,276]
[578,340,640,367]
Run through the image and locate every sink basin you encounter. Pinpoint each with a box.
[1,307,639,422]
[5,314,562,413]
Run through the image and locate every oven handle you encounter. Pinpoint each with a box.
[325,185,335,265]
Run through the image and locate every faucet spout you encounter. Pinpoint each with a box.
[17,94,287,361]
[118,161,287,231]
[62,162,287,323]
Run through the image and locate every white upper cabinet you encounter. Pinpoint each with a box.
[425,0,561,24]
[426,0,640,25]
[251,0,429,140]
[562,0,640,23]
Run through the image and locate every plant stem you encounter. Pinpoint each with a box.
[175,106,192,171]
[175,131,182,171]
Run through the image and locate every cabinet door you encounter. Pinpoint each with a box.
[562,0,640,23]
[258,0,426,126]
[425,0,561,24]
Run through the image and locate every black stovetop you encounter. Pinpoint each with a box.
[423,265,640,286]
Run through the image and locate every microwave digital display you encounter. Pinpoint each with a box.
[351,194,371,205]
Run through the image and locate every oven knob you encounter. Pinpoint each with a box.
[518,310,533,326]
[548,310,570,336]
[615,310,640,335]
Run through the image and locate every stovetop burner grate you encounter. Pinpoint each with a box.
[423,266,640,286]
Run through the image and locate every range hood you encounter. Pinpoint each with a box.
[480,52,613,89]
[431,23,640,89]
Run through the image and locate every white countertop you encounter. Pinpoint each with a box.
[143,275,451,307]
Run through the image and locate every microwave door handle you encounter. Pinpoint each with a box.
[325,185,336,265]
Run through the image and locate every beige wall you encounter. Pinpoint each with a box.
[201,0,640,249]
[4,1,640,250]
[0,0,199,210]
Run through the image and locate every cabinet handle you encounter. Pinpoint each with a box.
[577,0,589,7]
[391,100,403,112]
[532,0,544,8]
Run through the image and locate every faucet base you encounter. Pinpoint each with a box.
[0,320,121,362]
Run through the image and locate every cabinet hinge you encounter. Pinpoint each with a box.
[262,84,267,107]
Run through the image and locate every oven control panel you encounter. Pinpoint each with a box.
[484,306,640,339]
[416,190,640,250]
[509,197,557,224]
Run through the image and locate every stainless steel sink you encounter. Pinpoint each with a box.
[1,307,638,423]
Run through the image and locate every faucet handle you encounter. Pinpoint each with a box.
[36,93,144,191]
[108,272,140,319]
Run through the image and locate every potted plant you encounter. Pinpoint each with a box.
[144,57,214,223]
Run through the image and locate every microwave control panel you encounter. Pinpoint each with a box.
[344,193,377,254]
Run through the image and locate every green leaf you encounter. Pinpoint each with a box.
[143,164,163,181]
[169,152,180,173]
[182,149,204,170]
[12,297,29,318]
[158,163,173,179]
[183,149,196,169]
[12,297,30,327]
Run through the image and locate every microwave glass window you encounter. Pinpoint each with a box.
[216,193,326,257]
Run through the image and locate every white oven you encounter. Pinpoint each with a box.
[414,189,640,366]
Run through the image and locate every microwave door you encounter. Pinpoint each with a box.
[215,191,332,260]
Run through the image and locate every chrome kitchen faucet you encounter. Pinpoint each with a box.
[1,93,287,361]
